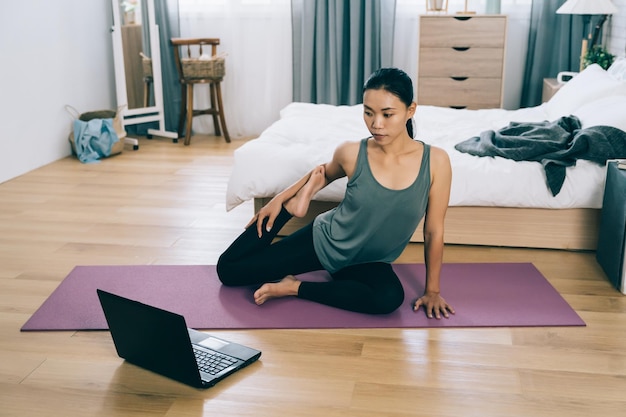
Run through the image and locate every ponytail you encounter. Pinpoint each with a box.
[406,118,415,139]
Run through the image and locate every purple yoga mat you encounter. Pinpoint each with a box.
[20,263,585,331]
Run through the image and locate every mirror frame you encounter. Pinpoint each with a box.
[110,0,177,140]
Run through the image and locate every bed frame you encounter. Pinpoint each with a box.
[255,198,601,251]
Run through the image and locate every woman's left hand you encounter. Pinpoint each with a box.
[413,292,455,319]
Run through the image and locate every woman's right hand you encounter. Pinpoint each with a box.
[246,197,284,238]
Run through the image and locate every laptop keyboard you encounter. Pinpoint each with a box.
[193,347,237,375]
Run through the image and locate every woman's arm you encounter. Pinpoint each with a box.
[249,141,354,237]
[247,168,319,237]
[414,146,455,319]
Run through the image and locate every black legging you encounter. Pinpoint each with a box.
[216,207,405,314]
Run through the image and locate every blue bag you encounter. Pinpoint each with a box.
[72,118,120,164]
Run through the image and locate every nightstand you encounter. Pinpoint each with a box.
[542,78,564,103]
[596,161,626,294]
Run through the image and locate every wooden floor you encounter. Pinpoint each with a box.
[1,135,625,417]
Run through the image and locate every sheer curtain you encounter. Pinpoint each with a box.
[178,0,292,138]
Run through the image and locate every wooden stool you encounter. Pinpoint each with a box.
[140,53,153,108]
[171,38,230,145]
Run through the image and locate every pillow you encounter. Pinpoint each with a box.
[608,56,626,82]
[573,95,626,132]
[545,63,626,119]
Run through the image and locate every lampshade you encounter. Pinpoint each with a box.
[556,0,618,15]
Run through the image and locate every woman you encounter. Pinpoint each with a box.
[217,68,454,319]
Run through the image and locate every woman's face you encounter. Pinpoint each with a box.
[363,88,415,145]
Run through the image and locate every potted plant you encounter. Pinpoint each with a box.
[583,45,616,70]
[122,0,138,25]
[426,0,448,12]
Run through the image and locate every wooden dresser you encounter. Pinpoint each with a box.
[417,15,507,109]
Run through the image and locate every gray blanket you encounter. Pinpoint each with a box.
[454,115,626,196]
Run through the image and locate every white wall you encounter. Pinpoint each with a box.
[608,0,626,56]
[500,4,531,110]
[0,0,116,184]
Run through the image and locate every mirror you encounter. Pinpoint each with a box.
[111,0,177,140]
[119,0,150,110]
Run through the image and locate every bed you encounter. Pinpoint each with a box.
[226,62,626,250]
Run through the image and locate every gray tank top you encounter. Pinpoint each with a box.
[313,138,431,273]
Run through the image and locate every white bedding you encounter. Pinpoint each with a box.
[226,63,626,211]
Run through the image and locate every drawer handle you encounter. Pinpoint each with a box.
[454,16,472,21]
[452,46,471,52]
[450,105,467,110]
[450,76,469,81]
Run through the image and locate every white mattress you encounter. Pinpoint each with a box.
[226,102,607,211]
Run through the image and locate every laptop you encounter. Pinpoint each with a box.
[97,289,261,389]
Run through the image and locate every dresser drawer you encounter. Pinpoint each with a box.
[420,16,506,48]
[419,47,505,77]
[418,77,503,109]
[417,14,507,109]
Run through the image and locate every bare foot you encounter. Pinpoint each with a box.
[254,275,301,305]
[284,165,327,218]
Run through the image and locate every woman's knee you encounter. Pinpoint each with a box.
[216,256,238,286]
[371,285,404,314]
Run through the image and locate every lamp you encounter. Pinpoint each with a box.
[556,0,618,70]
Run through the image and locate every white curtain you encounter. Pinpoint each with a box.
[178,0,531,139]
[178,0,293,138]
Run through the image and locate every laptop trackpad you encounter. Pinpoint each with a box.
[198,336,229,351]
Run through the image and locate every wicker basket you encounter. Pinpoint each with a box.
[182,57,225,79]
[66,106,126,158]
